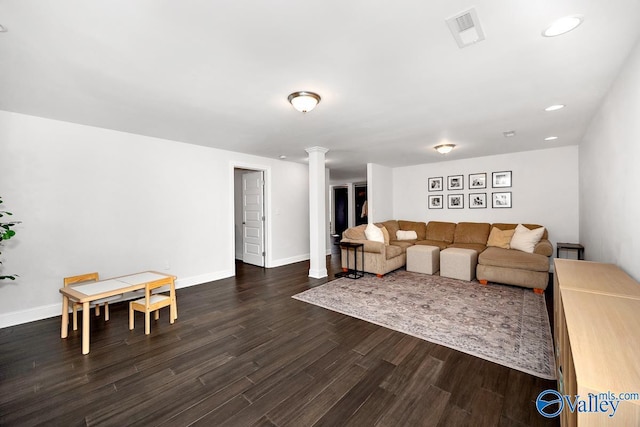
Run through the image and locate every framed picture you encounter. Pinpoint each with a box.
[428,177,443,192]
[492,171,512,188]
[428,194,443,209]
[469,173,486,189]
[492,192,512,208]
[448,194,464,209]
[447,175,464,190]
[469,193,487,209]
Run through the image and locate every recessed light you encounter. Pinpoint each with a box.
[544,136,559,141]
[545,104,565,112]
[503,130,516,138]
[542,15,583,37]
[279,155,287,159]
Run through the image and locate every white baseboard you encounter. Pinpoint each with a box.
[175,270,235,289]
[0,269,236,329]
[0,303,62,329]
[269,253,310,268]
[308,268,328,279]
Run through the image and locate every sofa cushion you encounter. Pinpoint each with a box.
[487,226,516,249]
[398,220,426,240]
[385,244,403,260]
[343,224,367,240]
[425,221,456,243]
[396,230,418,240]
[379,225,390,245]
[365,223,384,243]
[390,241,415,252]
[491,223,548,240]
[381,220,400,241]
[448,243,487,253]
[510,224,545,253]
[478,247,549,272]
[453,222,491,245]
[416,240,449,250]
[534,239,553,257]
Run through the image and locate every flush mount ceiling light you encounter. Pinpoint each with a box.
[544,136,559,141]
[434,144,456,154]
[542,15,583,37]
[288,91,321,113]
[545,104,566,111]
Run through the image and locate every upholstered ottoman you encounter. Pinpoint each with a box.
[406,245,440,275]
[440,248,477,281]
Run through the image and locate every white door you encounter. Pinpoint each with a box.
[242,171,265,267]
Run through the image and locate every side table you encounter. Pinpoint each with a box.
[338,242,364,279]
[556,242,584,260]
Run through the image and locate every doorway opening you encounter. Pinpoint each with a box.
[234,168,265,267]
[333,186,349,238]
[355,184,368,226]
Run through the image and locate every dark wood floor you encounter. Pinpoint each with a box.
[0,253,558,426]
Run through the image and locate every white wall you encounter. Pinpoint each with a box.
[393,146,580,252]
[0,111,310,326]
[367,163,393,223]
[579,40,640,281]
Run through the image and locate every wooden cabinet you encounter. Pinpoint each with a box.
[554,259,640,426]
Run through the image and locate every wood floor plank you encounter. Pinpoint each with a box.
[356,331,406,370]
[468,387,505,427]
[190,394,251,427]
[244,338,338,402]
[379,340,436,395]
[267,347,363,424]
[352,326,396,355]
[377,383,451,427]
[157,377,254,427]
[382,334,421,366]
[312,360,396,427]
[217,371,315,427]
[343,386,397,426]
[279,364,369,427]
[436,404,470,427]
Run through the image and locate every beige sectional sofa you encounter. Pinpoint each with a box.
[340,220,553,291]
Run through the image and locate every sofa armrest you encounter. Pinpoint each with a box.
[534,239,553,257]
[340,238,385,254]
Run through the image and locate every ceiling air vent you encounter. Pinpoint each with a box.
[446,8,485,48]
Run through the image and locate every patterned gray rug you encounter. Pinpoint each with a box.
[293,270,556,379]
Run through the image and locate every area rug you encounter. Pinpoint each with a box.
[293,270,556,379]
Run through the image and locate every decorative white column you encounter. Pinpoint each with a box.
[306,146,329,278]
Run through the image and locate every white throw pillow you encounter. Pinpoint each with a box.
[510,224,545,253]
[365,223,384,243]
[396,230,418,241]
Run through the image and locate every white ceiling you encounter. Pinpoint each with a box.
[1,1,639,182]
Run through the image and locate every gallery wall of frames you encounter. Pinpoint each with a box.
[428,171,512,210]
[392,146,579,249]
